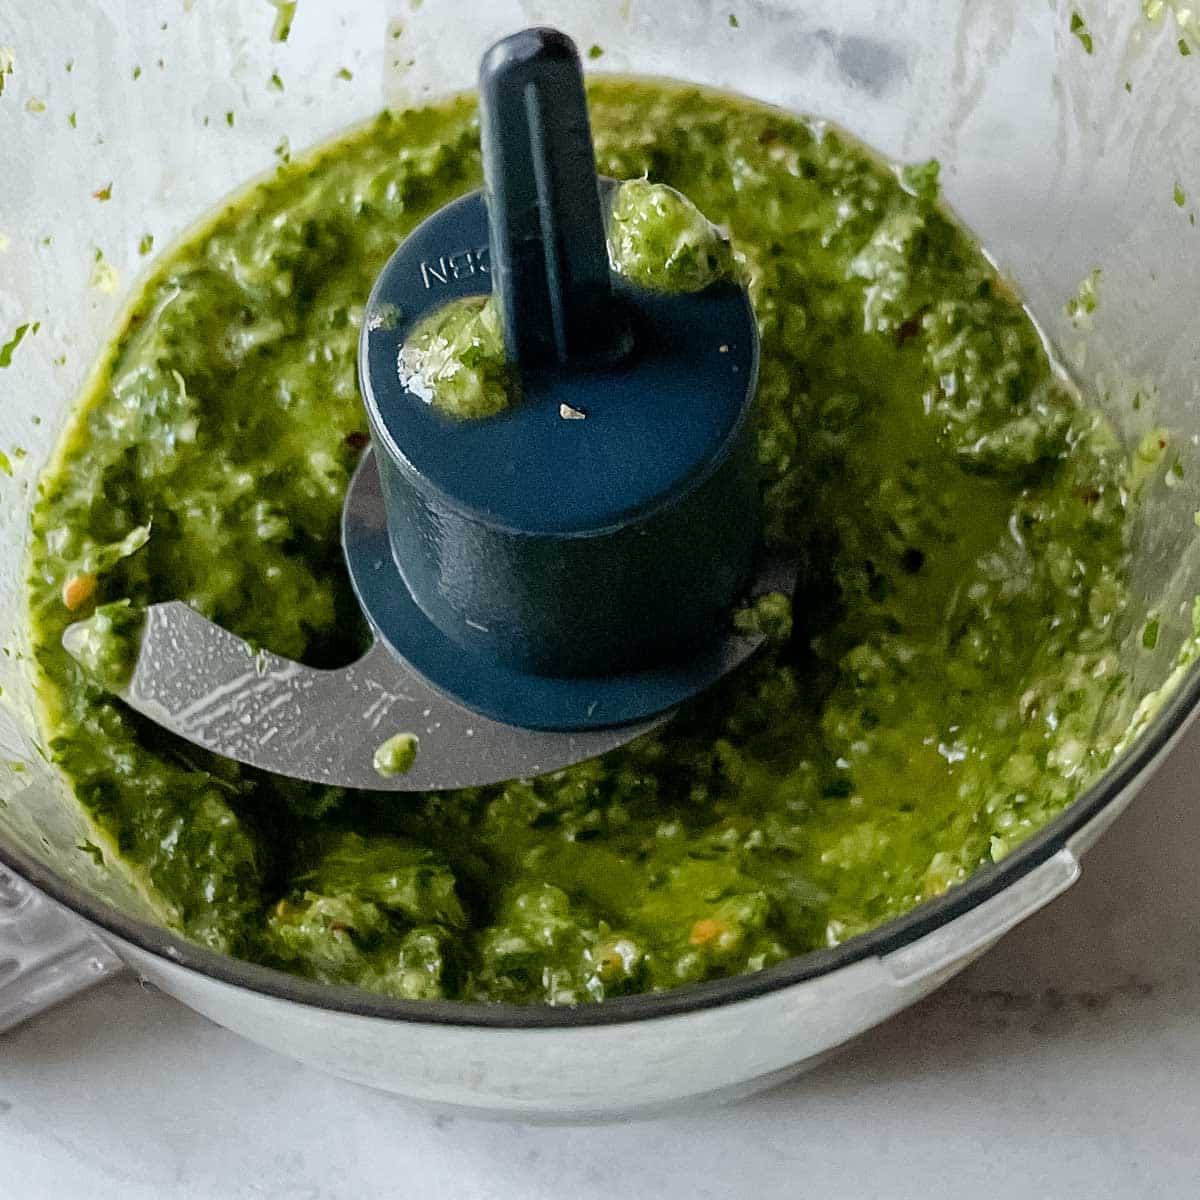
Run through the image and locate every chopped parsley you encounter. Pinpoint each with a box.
[270,1,297,43]
[0,323,31,368]
[1065,267,1101,323]
[1070,11,1094,53]
[899,158,941,204]
[373,733,419,778]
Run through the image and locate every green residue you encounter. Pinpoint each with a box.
[1180,36,1192,53]
[336,67,354,81]
[90,258,119,293]
[1118,595,1200,756]
[68,110,77,128]
[1143,617,1161,649]
[25,96,46,114]
[398,295,514,420]
[899,158,941,204]
[0,323,31,368]
[1131,427,1170,491]
[0,46,14,96]
[733,591,793,643]
[269,71,284,91]
[93,183,113,202]
[79,840,105,866]
[1066,267,1101,324]
[1070,11,1094,53]
[225,110,235,128]
[367,302,400,332]
[138,234,155,256]
[274,136,291,164]
[132,65,142,80]
[729,13,740,27]
[373,733,419,778]
[607,178,735,292]
[270,0,297,43]
[588,44,604,60]
[1175,183,1186,207]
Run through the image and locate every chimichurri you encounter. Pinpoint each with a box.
[26,80,1134,1004]
[399,178,733,419]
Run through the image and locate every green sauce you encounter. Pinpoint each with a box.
[607,178,735,292]
[373,733,419,778]
[403,178,733,419]
[398,294,512,420]
[26,80,1134,1004]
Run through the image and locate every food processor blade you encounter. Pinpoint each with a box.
[62,601,670,791]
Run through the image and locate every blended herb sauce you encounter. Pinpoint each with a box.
[27,81,1134,1004]
[398,178,732,419]
[398,293,512,420]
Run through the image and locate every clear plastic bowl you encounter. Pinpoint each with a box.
[1,0,1198,1118]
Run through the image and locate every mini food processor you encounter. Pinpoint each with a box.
[2,0,1200,1119]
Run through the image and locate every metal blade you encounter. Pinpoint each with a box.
[63,602,666,791]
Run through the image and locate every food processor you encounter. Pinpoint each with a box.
[2,0,1200,1119]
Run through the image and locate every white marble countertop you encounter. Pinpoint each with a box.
[3,719,1199,1199]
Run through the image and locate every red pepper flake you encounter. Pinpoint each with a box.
[689,917,727,945]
